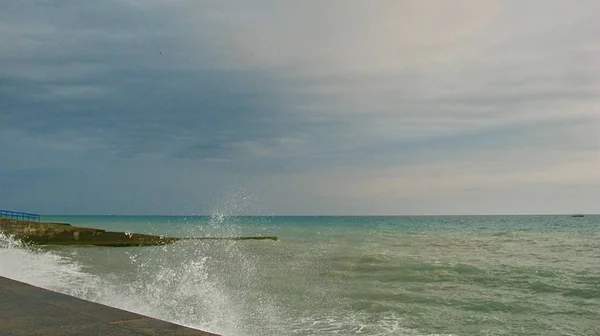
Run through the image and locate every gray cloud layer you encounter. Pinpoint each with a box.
[1,1,599,214]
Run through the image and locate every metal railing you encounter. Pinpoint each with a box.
[0,210,41,222]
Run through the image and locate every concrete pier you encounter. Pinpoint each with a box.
[0,276,220,335]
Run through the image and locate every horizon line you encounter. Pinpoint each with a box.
[39,213,596,217]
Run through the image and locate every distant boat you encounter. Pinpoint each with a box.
[571,214,584,217]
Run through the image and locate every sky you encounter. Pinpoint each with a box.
[1,0,599,215]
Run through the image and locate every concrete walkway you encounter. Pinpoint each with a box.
[0,276,220,336]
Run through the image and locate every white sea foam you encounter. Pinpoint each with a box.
[0,233,98,293]
[0,232,251,335]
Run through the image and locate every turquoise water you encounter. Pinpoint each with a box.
[1,215,599,335]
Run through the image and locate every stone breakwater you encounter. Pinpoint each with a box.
[0,218,278,247]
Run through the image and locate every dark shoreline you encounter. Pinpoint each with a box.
[0,276,219,336]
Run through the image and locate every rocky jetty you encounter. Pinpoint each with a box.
[0,218,277,247]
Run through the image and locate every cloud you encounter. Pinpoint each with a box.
[1,0,599,214]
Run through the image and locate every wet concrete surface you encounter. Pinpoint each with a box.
[0,276,220,336]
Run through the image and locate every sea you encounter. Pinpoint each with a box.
[1,215,599,335]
